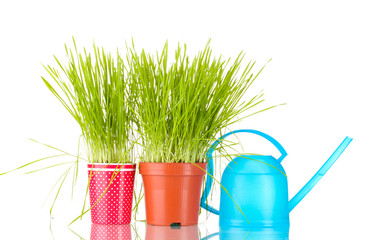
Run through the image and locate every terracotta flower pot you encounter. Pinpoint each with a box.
[139,162,207,226]
[88,163,136,225]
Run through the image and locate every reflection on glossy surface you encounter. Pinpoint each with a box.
[202,226,289,240]
[91,224,131,240]
[146,224,199,240]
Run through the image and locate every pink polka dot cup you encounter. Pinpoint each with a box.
[88,163,136,225]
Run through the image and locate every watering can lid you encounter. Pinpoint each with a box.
[226,154,286,175]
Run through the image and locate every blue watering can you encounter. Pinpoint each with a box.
[200,129,352,227]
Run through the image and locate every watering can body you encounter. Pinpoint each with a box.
[219,155,289,227]
[200,129,352,228]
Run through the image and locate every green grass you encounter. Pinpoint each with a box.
[42,39,136,164]
[128,41,276,163]
[1,39,278,226]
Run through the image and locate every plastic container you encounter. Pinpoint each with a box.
[88,163,136,225]
[200,129,353,228]
[139,162,206,226]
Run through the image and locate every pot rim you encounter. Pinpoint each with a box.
[87,162,136,165]
[88,162,136,171]
[139,162,207,176]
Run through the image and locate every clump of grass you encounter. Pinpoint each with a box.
[42,39,136,163]
[128,41,275,163]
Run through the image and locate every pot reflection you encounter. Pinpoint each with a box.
[202,226,289,240]
[146,224,199,240]
[90,224,131,240]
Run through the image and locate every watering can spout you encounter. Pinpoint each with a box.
[288,137,353,212]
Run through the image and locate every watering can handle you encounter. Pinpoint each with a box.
[200,129,287,215]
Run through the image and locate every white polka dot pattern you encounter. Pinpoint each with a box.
[88,164,136,225]
[90,224,131,240]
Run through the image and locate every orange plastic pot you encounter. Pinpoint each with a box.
[139,162,207,226]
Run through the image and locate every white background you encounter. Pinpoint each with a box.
[0,0,368,239]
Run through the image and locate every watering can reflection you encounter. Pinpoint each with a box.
[202,225,289,240]
[200,129,352,227]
